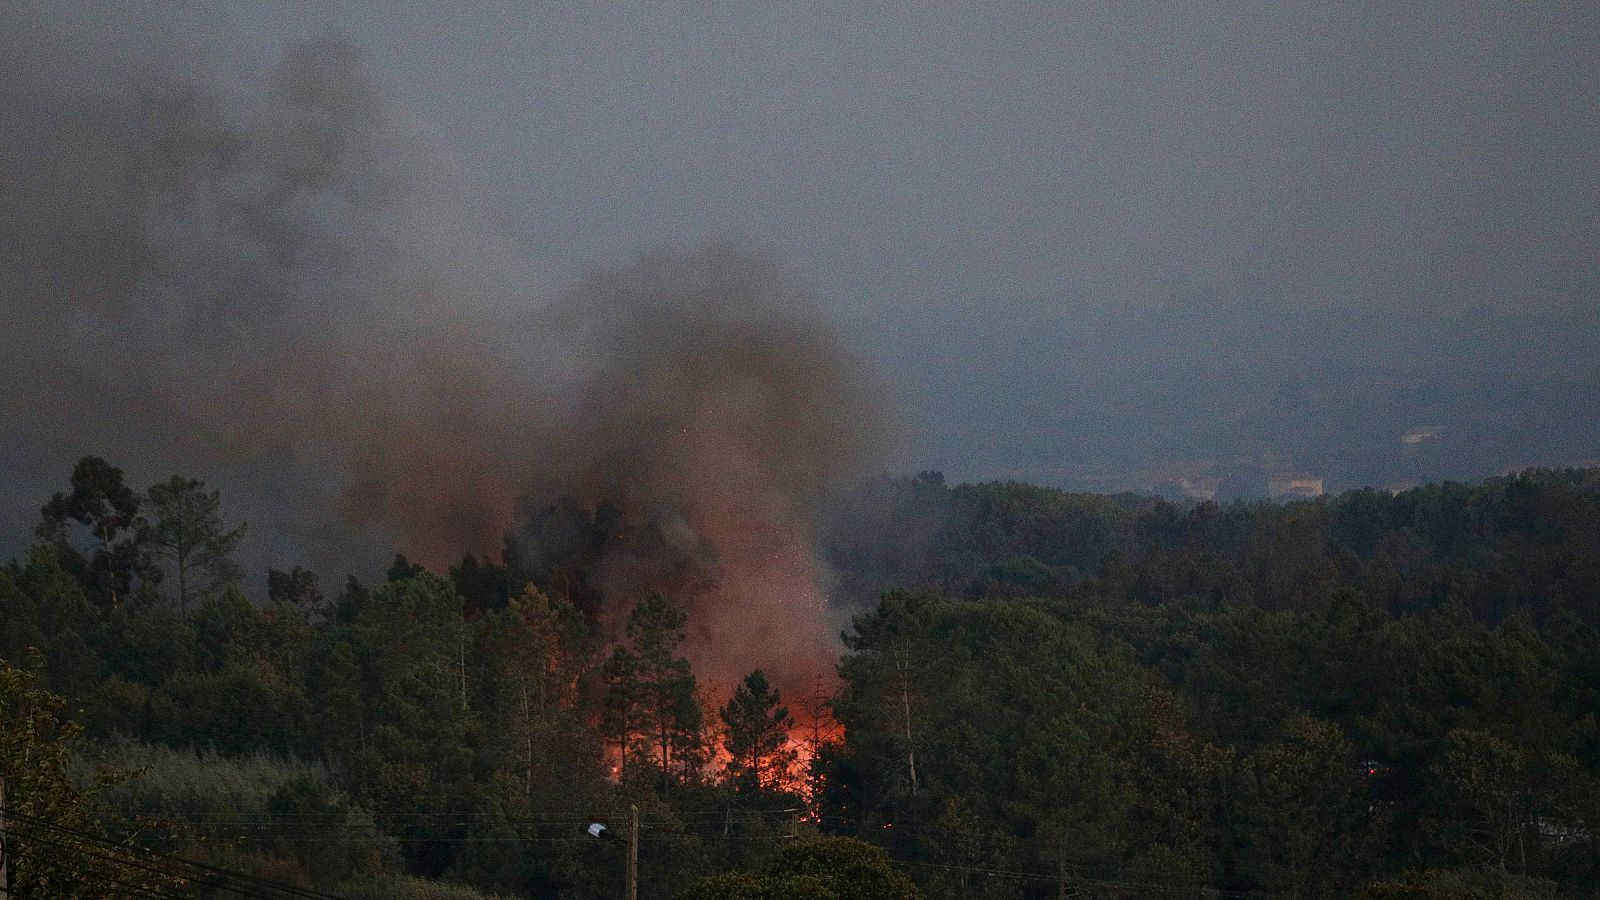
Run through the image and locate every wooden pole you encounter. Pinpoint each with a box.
[626,804,638,900]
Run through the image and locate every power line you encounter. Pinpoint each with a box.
[34,863,193,900]
[6,800,1288,897]
[3,827,231,899]
[0,807,346,900]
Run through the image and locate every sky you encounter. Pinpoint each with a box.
[8,2,1599,519]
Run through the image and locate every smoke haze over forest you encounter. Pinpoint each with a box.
[6,6,1600,897]
[4,2,1598,568]
[1,12,890,688]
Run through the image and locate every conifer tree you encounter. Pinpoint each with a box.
[721,668,796,794]
[139,475,246,610]
[603,591,703,784]
[36,456,148,606]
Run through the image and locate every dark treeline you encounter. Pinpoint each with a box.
[4,458,1600,898]
[824,468,1600,625]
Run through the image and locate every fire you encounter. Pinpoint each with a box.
[595,671,843,802]
[779,674,846,802]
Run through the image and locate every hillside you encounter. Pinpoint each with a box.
[3,462,1599,897]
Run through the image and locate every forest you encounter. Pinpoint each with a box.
[4,458,1600,898]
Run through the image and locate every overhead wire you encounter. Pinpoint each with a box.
[7,798,1285,897]
[4,827,246,900]
[0,807,346,900]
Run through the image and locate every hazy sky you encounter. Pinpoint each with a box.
[18,2,1600,495]
[163,3,1597,314]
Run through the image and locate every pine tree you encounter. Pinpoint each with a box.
[478,585,588,799]
[721,668,796,794]
[602,591,703,785]
[36,455,148,606]
[268,566,324,607]
[139,475,246,610]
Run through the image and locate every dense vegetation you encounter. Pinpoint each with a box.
[4,458,1600,897]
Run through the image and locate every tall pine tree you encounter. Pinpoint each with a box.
[720,668,796,795]
[36,456,147,606]
[603,591,704,785]
[139,475,246,610]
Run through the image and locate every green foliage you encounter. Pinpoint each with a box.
[0,657,187,896]
[605,590,704,784]
[37,457,142,543]
[832,593,1214,894]
[340,872,519,899]
[675,837,919,900]
[1363,868,1560,899]
[87,739,394,886]
[760,837,921,900]
[826,581,1600,897]
[1232,715,1372,897]
[139,474,246,609]
[472,584,595,804]
[826,468,1600,624]
[267,565,323,606]
[676,871,839,899]
[8,459,1600,897]
[36,455,149,606]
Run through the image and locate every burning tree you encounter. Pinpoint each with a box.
[720,669,797,795]
[602,591,705,784]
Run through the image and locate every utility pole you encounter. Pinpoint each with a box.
[626,804,638,900]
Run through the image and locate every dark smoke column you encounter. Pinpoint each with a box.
[535,245,896,693]
[0,12,895,691]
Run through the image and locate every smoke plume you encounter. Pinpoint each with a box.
[1,19,893,689]
[532,250,891,687]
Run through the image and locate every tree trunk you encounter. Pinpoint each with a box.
[457,600,468,712]
[521,681,534,798]
[99,523,118,608]
[896,650,919,796]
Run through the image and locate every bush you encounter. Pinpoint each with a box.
[676,837,920,900]
[1364,868,1560,899]
[81,739,394,885]
[340,873,518,900]
[761,838,921,900]
[676,871,839,900]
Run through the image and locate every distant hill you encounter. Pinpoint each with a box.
[823,467,1600,624]
[891,295,1600,498]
